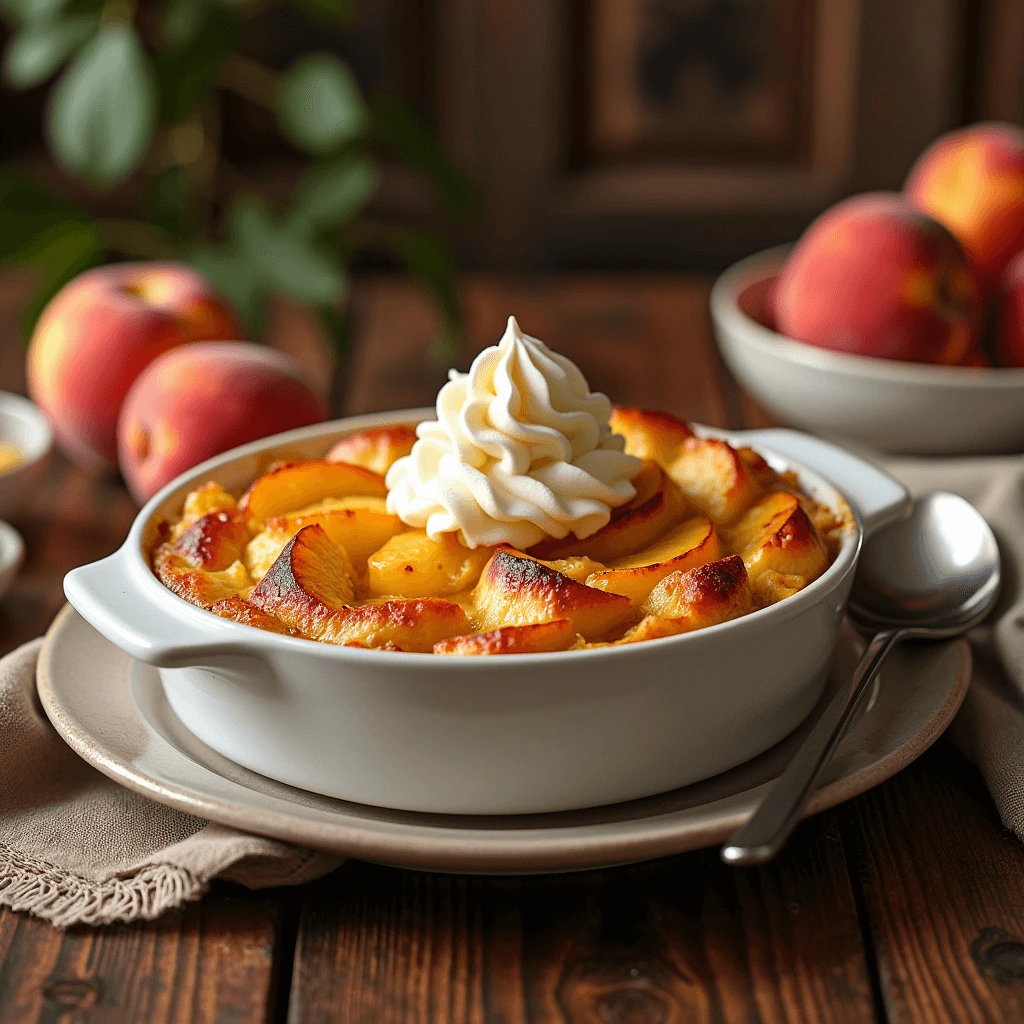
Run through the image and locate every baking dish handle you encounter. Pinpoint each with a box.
[738,428,910,536]
[64,547,242,668]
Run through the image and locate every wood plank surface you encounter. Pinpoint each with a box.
[289,815,876,1024]
[844,742,1024,1024]
[0,891,285,1023]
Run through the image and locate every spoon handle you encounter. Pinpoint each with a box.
[721,628,902,866]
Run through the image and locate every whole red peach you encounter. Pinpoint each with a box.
[905,122,1024,286]
[118,342,328,503]
[774,193,980,364]
[27,263,242,469]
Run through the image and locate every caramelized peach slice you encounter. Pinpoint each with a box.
[210,595,292,634]
[538,555,606,583]
[724,491,828,590]
[474,548,632,640]
[239,460,386,523]
[434,619,577,656]
[667,437,761,525]
[152,547,250,608]
[366,530,493,598]
[248,523,356,622]
[529,462,685,564]
[626,554,753,641]
[609,406,694,467]
[248,524,467,650]
[586,516,720,606]
[326,424,417,476]
[172,510,250,571]
[269,501,403,570]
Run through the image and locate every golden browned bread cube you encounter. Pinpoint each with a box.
[586,516,720,606]
[239,460,386,523]
[318,599,470,651]
[724,490,828,589]
[152,548,250,608]
[209,595,292,634]
[667,437,761,525]
[366,530,493,598]
[434,618,577,656]
[609,406,694,467]
[474,547,632,640]
[172,510,251,571]
[326,424,418,476]
[528,462,685,564]
[172,481,237,540]
[627,554,753,641]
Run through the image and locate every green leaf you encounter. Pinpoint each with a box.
[147,163,192,238]
[48,23,156,183]
[188,245,264,338]
[0,0,66,28]
[370,94,477,220]
[229,196,346,307]
[4,14,94,86]
[277,54,366,156]
[156,3,237,122]
[289,156,377,234]
[161,0,206,46]
[0,170,92,260]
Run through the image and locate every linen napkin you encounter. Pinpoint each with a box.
[0,639,343,928]
[881,453,1024,840]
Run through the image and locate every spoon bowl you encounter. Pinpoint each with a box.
[850,491,1001,635]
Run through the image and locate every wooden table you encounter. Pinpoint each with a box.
[3,274,1024,1023]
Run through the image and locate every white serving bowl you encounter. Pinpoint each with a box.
[711,246,1024,456]
[0,391,53,520]
[64,411,908,815]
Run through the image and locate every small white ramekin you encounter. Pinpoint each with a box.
[0,391,52,520]
[712,246,1024,456]
[64,412,908,815]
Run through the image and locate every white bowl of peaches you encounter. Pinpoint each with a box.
[65,319,908,814]
[713,124,1024,456]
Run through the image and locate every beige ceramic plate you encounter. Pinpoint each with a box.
[38,605,970,873]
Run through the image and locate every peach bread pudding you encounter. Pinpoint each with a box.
[148,318,847,655]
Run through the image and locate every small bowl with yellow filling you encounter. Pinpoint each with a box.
[0,391,53,520]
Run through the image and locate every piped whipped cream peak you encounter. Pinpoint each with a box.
[385,316,642,549]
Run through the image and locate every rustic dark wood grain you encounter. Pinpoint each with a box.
[288,815,876,1024]
[347,275,731,427]
[0,891,284,1023]
[844,742,1024,1024]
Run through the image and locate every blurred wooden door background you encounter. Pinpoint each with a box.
[3,0,1023,271]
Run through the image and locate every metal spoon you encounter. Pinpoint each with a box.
[721,491,1000,866]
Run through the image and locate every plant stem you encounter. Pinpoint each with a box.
[217,53,280,111]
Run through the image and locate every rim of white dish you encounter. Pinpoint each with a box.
[0,390,54,465]
[107,409,863,668]
[0,520,25,573]
[711,244,1024,389]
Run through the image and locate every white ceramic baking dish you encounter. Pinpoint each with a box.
[64,411,909,815]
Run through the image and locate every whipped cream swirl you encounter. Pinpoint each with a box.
[386,316,642,549]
